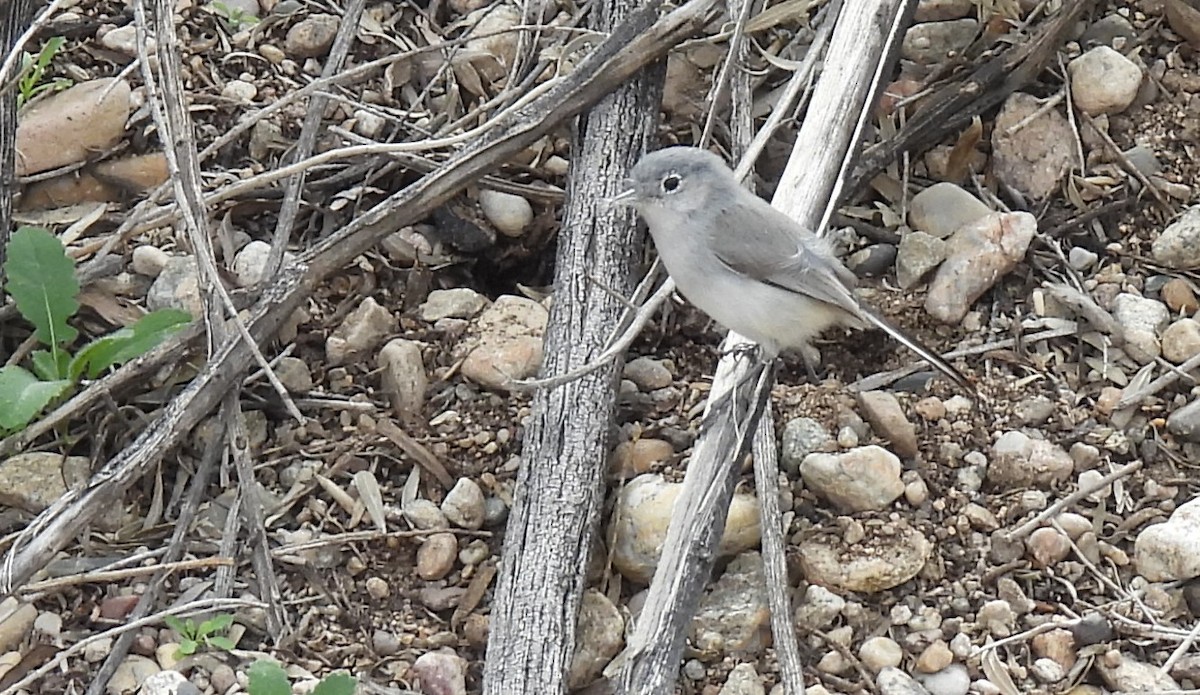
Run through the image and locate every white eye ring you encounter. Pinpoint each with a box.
[661,173,682,193]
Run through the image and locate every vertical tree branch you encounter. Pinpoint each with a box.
[0,0,35,287]
[481,1,670,692]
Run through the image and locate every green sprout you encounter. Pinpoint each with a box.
[211,1,260,31]
[164,613,237,657]
[17,36,72,108]
[0,227,191,436]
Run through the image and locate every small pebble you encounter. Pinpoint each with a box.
[210,665,237,694]
[1031,658,1065,683]
[410,651,467,695]
[1068,246,1098,270]
[365,576,390,600]
[913,396,946,421]
[917,663,970,695]
[901,19,979,64]
[623,356,673,391]
[611,438,674,478]
[858,635,902,672]
[1162,318,1200,363]
[978,599,1015,637]
[221,79,257,101]
[415,533,458,580]
[478,189,534,238]
[285,13,340,58]
[259,44,285,64]
[1154,206,1200,269]
[33,612,61,638]
[904,477,929,506]
[458,539,491,566]
[442,478,486,530]
[915,640,953,673]
[817,650,849,674]
[405,499,449,530]
[373,629,402,655]
[419,288,488,322]
[1162,278,1199,315]
[354,109,386,138]
[131,245,170,277]
[1069,46,1143,116]
[99,25,152,56]
[1027,527,1072,567]
[1069,442,1101,471]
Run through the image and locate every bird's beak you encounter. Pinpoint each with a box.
[605,181,638,208]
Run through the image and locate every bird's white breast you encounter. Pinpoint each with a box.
[641,206,845,356]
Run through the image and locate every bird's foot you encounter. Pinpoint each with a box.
[720,342,769,365]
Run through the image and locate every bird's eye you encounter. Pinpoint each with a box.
[661,173,682,193]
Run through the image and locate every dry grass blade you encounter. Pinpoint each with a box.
[377,418,455,490]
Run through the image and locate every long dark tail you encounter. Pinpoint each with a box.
[859,305,973,393]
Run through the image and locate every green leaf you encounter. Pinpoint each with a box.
[247,660,291,695]
[17,54,36,105]
[31,348,69,381]
[176,639,197,656]
[72,309,190,379]
[198,613,233,636]
[4,227,79,347]
[206,635,236,651]
[312,673,357,695]
[0,366,71,431]
[35,37,64,72]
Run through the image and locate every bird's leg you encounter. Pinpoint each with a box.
[797,344,822,383]
[700,350,775,432]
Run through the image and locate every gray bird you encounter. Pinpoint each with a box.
[613,146,971,392]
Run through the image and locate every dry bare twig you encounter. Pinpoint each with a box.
[1115,346,1200,410]
[1006,461,1143,541]
[266,0,366,279]
[133,0,303,426]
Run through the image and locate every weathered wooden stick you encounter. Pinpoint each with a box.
[480,0,675,690]
[618,1,915,691]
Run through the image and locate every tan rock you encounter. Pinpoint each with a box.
[915,640,953,673]
[16,78,131,176]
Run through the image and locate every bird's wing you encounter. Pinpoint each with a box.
[706,195,975,393]
[707,199,862,315]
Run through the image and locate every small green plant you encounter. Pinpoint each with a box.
[164,613,237,657]
[17,36,72,108]
[0,227,191,435]
[210,1,259,31]
[248,660,357,695]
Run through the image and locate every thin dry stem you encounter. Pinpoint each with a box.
[1006,461,1143,541]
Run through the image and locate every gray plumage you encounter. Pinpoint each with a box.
[615,146,970,392]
